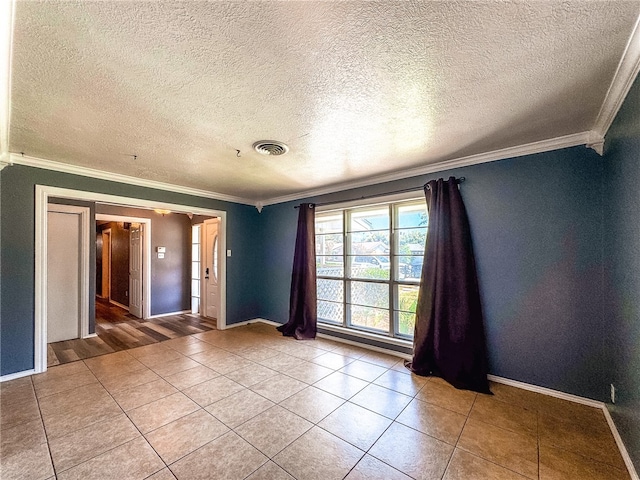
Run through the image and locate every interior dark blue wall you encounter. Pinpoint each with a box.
[603,73,640,470]
[259,146,607,401]
[0,165,262,375]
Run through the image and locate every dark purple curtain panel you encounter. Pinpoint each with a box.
[407,177,491,394]
[277,203,318,340]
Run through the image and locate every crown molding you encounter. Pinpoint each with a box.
[592,13,640,139]
[259,131,592,207]
[8,152,255,206]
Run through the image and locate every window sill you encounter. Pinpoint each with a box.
[317,322,414,350]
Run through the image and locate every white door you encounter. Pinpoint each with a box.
[202,219,220,319]
[129,223,143,318]
[47,209,81,342]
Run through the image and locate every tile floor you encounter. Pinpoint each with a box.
[0,322,631,480]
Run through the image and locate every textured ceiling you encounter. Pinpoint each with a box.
[8,1,640,204]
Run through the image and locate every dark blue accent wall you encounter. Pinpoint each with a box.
[0,165,262,375]
[259,147,607,401]
[603,73,640,470]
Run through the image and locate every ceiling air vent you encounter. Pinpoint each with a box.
[253,140,289,156]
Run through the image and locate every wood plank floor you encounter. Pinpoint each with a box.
[47,299,217,366]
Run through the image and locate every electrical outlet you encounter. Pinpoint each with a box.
[610,384,616,404]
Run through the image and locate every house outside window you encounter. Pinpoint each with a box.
[315,197,427,340]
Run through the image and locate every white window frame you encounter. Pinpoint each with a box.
[315,192,427,341]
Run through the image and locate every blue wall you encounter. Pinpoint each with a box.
[259,147,607,401]
[0,165,262,375]
[603,73,640,470]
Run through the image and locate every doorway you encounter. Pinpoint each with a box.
[201,218,221,320]
[35,185,228,374]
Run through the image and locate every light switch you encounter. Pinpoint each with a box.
[158,253,165,259]
[227,250,232,257]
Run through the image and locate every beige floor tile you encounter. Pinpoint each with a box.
[204,353,255,375]
[319,402,392,450]
[444,449,529,480]
[1,378,36,409]
[458,417,538,479]
[84,352,146,378]
[256,352,302,372]
[163,365,219,390]
[339,359,388,382]
[41,386,122,439]
[0,442,54,480]
[0,418,47,458]
[359,351,401,368]
[170,431,268,480]
[311,352,355,370]
[274,426,364,480]
[469,394,537,437]
[488,381,543,411]
[235,346,280,363]
[146,468,177,480]
[345,454,413,480]
[145,409,229,464]
[182,376,245,407]
[128,392,200,433]
[250,373,307,403]
[111,378,178,411]
[99,367,160,393]
[539,412,626,469]
[417,378,478,415]
[373,369,428,396]
[396,398,467,445]
[539,444,631,480]
[187,347,233,366]
[282,361,334,384]
[137,349,186,369]
[225,363,278,387]
[236,405,313,457]
[206,389,275,428]
[164,338,217,356]
[150,356,201,378]
[537,394,609,429]
[33,369,98,398]
[313,371,369,400]
[369,422,453,480]
[32,361,90,384]
[0,375,33,395]
[279,386,345,423]
[245,461,294,480]
[0,396,41,428]
[49,414,140,473]
[350,383,413,419]
[56,437,163,480]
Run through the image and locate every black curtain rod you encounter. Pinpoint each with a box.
[295,177,465,209]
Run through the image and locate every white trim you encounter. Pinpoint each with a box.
[96,214,151,319]
[34,185,228,375]
[10,153,254,206]
[487,374,604,408]
[83,333,98,339]
[0,369,36,383]
[47,204,91,340]
[593,13,640,140]
[317,322,414,350]
[0,1,15,167]
[223,319,258,329]
[603,407,640,480]
[259,132,592,207]
[146,309,192,319]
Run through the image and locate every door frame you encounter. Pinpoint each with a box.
[201,218,221,320]
[96,214,151,318]
[34,185,228,374]
[46,203,91,341]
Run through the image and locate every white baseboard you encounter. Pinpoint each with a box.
[0,369,36,382]
[603,406,640,480]
[82,333,98,339]
[146,309,191,319]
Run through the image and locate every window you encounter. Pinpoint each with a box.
[316,198,427,339]
[191,224,201,313]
